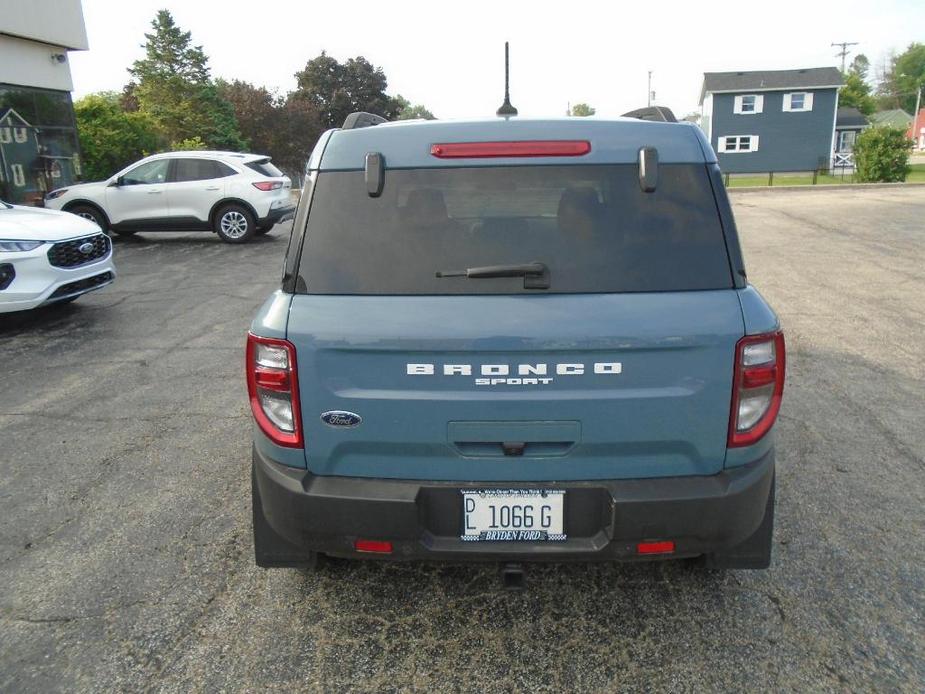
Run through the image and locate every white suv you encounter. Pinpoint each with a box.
[0,200,115,313]
[45,151,294,244]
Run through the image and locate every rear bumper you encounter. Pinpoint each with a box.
[253,446,775,562]
[258,203,295,227]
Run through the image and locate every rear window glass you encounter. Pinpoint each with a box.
[173,159,235,182]
[245,159,283,177]
[296,164,732,294]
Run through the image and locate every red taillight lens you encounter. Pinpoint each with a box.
[637,540,675,555]
[430,140,591,159]
[728,331,786,447]
[246,333,302,448]
[252,181,283,191]
[354,539,393,554]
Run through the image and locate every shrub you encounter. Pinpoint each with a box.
[853,127,913,183]
[74,93,162,180]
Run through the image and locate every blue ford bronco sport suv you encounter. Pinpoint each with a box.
[247,112,784,577]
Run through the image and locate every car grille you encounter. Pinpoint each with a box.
[47,234,111,268]
[48,271,114,300]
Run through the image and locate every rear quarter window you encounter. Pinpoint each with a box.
[296,164,732,295]
[246,160,284,177]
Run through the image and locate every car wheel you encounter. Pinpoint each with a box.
[69,204,109,234]
[214,204,255,243]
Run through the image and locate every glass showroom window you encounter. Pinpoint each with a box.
[0,85,81,205]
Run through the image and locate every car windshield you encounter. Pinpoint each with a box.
[296,164,733,295]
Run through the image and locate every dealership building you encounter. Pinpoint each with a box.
[0,0,88,205]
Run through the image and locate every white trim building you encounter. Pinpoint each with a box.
[0,0,89,205]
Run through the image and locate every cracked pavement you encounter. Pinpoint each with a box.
[0,188,923,691]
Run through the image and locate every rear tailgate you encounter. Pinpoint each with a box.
[288,291,743,481]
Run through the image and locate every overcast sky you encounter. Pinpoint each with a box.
[70,0,924,118]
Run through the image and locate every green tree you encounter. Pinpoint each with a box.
[170,136,207,151]
[850,54,870,81]
[567,103,595,117]
[394,94,435,120]
[877,43,925,113]
[128,10,246,150]
[74,92,161,180]
[217,80,324,176]
[853,126,913,183]
[294,52,402,128]
[270,94,324,176]
[840,72,876,116]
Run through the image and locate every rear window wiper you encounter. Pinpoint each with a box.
[435,262,549,289]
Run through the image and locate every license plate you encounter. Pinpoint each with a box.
[461,489,566,542]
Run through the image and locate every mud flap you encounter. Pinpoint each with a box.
[701,473,775,570]
[252,465,320,569]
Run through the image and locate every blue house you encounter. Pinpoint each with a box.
[699,67,844,173]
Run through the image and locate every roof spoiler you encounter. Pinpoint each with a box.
[621,106,678,123]
[342,112,388,130]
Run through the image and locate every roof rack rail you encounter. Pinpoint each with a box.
[621,106,678,123]
[342,112,388,130]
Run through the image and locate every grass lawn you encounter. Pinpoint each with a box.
[906,163,925,182]
[726,163,925,187]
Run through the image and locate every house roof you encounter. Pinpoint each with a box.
[0,107,32,126]
[836,107,868,129]
[870,109,912,128]
[700,67,844,103]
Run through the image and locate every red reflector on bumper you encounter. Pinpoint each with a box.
[637,540,675,555]
[354,539,393,554]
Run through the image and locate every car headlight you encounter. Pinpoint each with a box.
[45,188,69,200]
[0,240,43,252]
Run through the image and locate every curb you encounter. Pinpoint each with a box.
[727,182,925,194]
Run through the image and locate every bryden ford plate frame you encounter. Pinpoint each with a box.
[460,489,566,542]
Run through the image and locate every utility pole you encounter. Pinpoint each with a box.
[647,70,653,107]
[831,41,859,72]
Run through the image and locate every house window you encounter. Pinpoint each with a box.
[783,92,813,112]
[0,126,9,144]
[718,135,760,153]
[837,131,857,152]
[734,94,763,114]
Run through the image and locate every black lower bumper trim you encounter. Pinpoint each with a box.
[45,271,113,302]
[253,446,775,563]
[259,204,296,227]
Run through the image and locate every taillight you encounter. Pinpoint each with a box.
[252,181,283,191]
[728,331,785,447]
[246,333,302,448]
[430,140,591,158]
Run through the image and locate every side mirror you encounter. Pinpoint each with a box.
[109,176,124,187]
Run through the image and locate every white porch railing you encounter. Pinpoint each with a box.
[833,152,854,168]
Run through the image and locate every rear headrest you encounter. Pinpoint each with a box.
[558,187,601,217]
[403,189,448,225]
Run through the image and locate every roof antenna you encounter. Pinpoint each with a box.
[496,42,518,117]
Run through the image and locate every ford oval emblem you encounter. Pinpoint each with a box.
[78,241,95,254]
[321,410,362,427]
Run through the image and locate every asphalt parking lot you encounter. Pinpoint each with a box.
[1,187,923,692]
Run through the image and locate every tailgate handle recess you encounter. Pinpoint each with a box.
[501,441,526,457]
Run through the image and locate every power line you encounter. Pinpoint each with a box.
[832,41,859,73]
